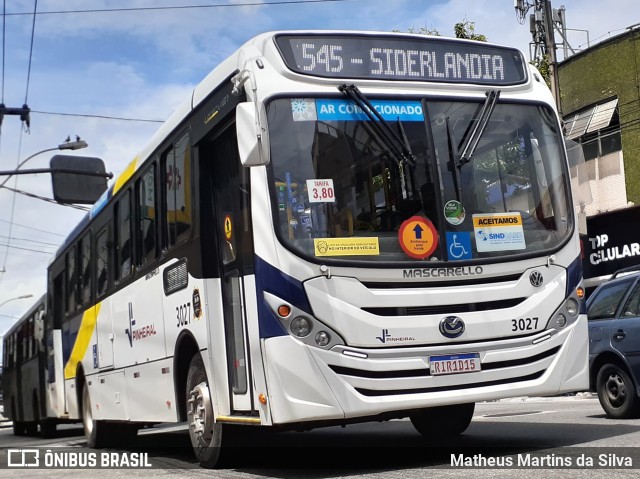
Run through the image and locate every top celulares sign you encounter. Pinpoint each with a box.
[275,34,527,85]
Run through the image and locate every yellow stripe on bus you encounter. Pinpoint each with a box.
[113,156,139,195]
[64,303,102,380]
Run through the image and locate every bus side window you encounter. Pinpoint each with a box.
[162,132,192,250]
[136,164,158,267]
[95,227,109,297]
[115,190,132,281]
[80,232,92,306]
[66,245,77,314]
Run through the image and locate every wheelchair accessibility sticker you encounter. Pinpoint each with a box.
[446,232,472,260]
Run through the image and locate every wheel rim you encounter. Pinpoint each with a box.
[83,387,93,437]
[187,382,213,447]
[604,372,627,408]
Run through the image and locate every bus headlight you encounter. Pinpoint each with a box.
[565,298,579,317]
[315,331,331,347]
[290,317,312,337]
[554,313,567,328]
[263,292,345,349]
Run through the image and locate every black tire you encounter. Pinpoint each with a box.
[25,395,40,436]
[596,363,640,419]
[40,418,57,438]
[410,403,475,437]
[12,421,26,436]
[186,353,223,468]
[24,421,38,436]
[82,382,113,448]
[11,401,25,436]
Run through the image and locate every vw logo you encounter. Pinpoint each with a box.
[439,316,465,338]
[529,270,544,287]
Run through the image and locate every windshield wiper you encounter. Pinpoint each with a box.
[456,89,501,167]
[338,84,416,167]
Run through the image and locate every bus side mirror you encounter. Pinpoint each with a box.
[50,155,110,204]
[236,102,269,167]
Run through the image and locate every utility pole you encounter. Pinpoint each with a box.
[542,0,562,116]
[515,0,569,116]
[0,104,30,129]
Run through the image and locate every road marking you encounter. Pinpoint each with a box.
[475,410,557,420]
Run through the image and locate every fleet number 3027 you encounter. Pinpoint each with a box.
[511,317,538,332]
[177,302,192,327]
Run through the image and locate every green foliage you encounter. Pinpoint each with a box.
[395,17,487,42]
[393,26,440,36]
[453,19,487,42]
[530,55,551,87]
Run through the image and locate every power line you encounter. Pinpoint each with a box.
[0,240,53,254]
[0,184,90,210]
[31,109,163,123]
[1,0,5,104]
[2,0,352,16]
[0,130,24,285]
[23,0,37,105]
[0,233,59,247]
[0,218,66,237]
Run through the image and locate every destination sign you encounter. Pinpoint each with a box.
[275,34,527,85]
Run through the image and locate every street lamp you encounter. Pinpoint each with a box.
[0,137,88,189]
[0,294,34,310]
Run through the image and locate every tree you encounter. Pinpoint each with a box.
[530,55,551,88]
[396,17,487,42]
[453,18,487,42]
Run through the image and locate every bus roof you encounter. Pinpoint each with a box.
[2,293,46,338]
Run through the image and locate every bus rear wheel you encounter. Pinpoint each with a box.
[410,403,475,437]
[186,353,223,468]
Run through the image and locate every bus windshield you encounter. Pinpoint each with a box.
[266,96,572,263]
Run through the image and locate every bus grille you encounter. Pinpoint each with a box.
[362,297,526,316]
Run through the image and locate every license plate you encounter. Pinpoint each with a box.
[429,353,481,376]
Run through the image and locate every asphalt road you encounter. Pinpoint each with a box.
[1,395,640,478]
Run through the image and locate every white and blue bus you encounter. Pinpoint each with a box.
[44,30,587,467]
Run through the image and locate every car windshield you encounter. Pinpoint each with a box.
[266,96,572,264]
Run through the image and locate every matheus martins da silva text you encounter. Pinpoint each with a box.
[451,453,633,468]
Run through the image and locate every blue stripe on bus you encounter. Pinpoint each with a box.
[254,255,311,339]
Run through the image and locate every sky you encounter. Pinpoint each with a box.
[0,0,636,336]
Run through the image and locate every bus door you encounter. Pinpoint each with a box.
[206,125,255,413]
[47,274,67,416]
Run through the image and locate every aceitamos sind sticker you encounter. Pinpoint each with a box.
[472,212,526,252]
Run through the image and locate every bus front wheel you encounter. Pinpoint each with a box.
[186,353,223,468]
[410,403,475,437]
[82,382,112,448]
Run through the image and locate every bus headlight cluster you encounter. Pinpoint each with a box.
[263,292,344,349]
[546,288,583,331]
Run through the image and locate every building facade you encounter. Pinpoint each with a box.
[559,26,640,215]
[558,26,640,286]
